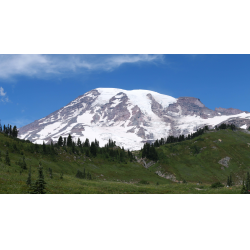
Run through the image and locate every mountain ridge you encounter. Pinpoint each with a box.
[18,88,250,150]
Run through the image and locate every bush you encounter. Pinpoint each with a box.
[211,182,224,188]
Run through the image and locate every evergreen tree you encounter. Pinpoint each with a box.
[26,167,32,186]
[67,134,73,147]
[94,139,99,147]
[77,138,82,147]
[42,141,46,154]
[84,138,90,147]
[9,125,12,136]
[86,149,90,157]
[12,126,18,138]
[50,141,55,155]
[63,137,66,147]
[0,120,2,132]
[5,150,10,166]
[22,156,27,170]
[0,150,1,161]
[30,162,46,194]
[90,142,97,157]
[58,136,63,146]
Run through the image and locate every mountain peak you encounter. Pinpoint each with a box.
[18,88,250,150]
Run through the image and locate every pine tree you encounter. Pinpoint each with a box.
[5,150,10,166]
[67,134,72,147]
[84,138,90,147]
[0,150,1,161]
[86,149,90,157]
[58,136,63,147]
[63,137,66,147]
[22,156,27,170]
[90,142,97,157]
[43,141,46,154]
[50,141,55,155]
[72,141,76,153]
[26,167,32,186]
[30,162,46,194]
[77,138,82,147]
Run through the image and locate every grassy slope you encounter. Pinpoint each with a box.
[150,129,250,185]
[0,129,249,194]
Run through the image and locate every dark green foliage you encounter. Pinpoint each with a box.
[26,167,32,186]
[22,156,27,169]
[75,168,92,180]
[90,142,97,157]
[42,141,46,154]
[218,123,236,131]
[49,168,53,179]
[211,182,224,188]
[67,134,72,147]
[63,137,66,147]
[58,136,63,147]
[60,172,63,179]
[86,149,90,157]
[0,150,1,161]
[84,138,90,147]
[191,145,200,155]
[183,179,187,184]
[5,150,10,166]
[138,180,149,185]
[227,174,233,187]
[142,143,158,161]
[30,163,46,194]
[241,172,250,194]
[77,138,82,147]
[105,139,116,148]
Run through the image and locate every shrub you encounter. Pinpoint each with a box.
[211,182,224,188]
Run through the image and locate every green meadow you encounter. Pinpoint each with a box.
[0,128,250,194]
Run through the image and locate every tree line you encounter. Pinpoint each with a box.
[0,121,18,138]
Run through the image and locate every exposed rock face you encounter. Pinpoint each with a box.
[218,157,231,169]
[18,88,250,150]
[215,107,243,115]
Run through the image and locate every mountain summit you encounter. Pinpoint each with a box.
[18,88,250,150]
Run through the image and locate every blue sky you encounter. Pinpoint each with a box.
[1,54,250,128]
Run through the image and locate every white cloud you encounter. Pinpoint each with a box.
[0,87,6,96]
[0,54,164,79]
[0,86,10,103]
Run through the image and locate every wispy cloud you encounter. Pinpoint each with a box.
[0,87,6,96]
[0,86,10,103]
[0,54,164,80]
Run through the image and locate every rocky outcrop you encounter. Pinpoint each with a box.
[215,107,243,115]
[218,157,231,169]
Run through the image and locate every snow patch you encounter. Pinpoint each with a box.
[241,124,247,129]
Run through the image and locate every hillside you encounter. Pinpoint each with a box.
[149,128,250,185]
[1,127,250,193]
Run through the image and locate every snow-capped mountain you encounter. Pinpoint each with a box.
[18,88,250,150]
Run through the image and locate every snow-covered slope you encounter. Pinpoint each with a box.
[18,88,250,150]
